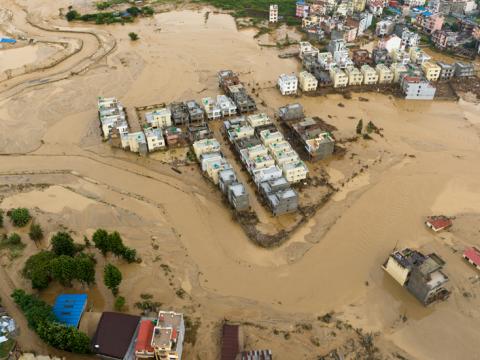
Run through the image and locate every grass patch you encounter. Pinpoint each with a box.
[0,339,15,358]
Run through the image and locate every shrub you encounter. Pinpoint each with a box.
[51,232,76,257]
[122,247,137,263]
[104,264,122,295]
[92,229,109,255]
[74,254,96,285]
[29,223,44,241]
[8,208,31,227]
[114,296,126,311]
[93,229,137,262]
[23,251,56,290]
[128,32,139,41]
[66,10,80,21]
[6,233,22,245]
[356,119,363,135]
[0,209,3,227]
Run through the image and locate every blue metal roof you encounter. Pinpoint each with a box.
[53,294,87,328]
[0,38,16,43]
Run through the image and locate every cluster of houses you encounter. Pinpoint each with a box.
[0,306,16,348]
[276,38,475,100]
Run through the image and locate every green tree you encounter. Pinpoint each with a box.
[50,255,76,286]
[122,247,137,263]
[366,121,376,134]
[356,119,363,135]
[108,231,125,256]
[29,223,44,241]
[126,6,141,16]
[51,232,76,257]
[8,208,31,227]
[66,10,80,21]
[128,32,139,41]
[114,296,125,311]
[0,209,3,227]
[22,251,56,290]
[92,229,109,255]
[74,254,96,285]
[6,233,22,245]
[104,264,122,295]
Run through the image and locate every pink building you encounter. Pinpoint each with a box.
[296,1,310,17]
[417,13,444,34]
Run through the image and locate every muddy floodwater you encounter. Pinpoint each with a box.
[1,3,480,360]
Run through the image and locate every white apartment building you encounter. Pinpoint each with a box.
[145,107,172,129]
[299,41,320,60]
[345,66,364,85]
[217,95,237,117]
[144,127,165,152]
[247,113,272,128]
[202,97,222,120]
[269,4,278,23]
[278,74,298,95]
[361,64,379,85]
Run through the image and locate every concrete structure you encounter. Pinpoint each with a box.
[400,28,420,48]
[409,47,431,65]
[352,49,373,67]
[269,4,278,23]
[330,68,349,88]
[228,182,250,211]
[432,29,456,49]
[318,52,336,71]
[145,107,172,129]
[372,48,392,65]
[380,35,402,53]
[252,165,283,186]
[259,129,284,147]
[192,138,221,159]
[217,95,237,117]
[390,63,408,82]
[376,19,395,36]
[247,113,272,128]
[185,100,205,123]
[277,103,304,122]
[421,61,441,81]
[376,64,394,84]
[150,311,185,360]
[278,74,298,95]
[361,64,379,85]
[299,71,318,92]
[170,102,190,126]
[391,48,411,66]
[417,13,444,34]
[227,124,255,142]
[299,42,319,60]
[296,1,310,17]
[437,61,454,80]
[425,215,452,232]
[144,127,166,152]
[260,179,299,216]
[218,70,240,93]
[291,117,335,161]
[282,161,309,183]
[135,320,154,359]
[128,132,148,155]
[188,124,212,143]
[98,97,128,140]
[219,169,237,194]
[454,62,475,77]
[400,74,436,100]
[202,97,222,120]
[344,66,362,85]
[382,249,450,305]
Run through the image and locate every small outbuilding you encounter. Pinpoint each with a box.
[52,294,88,328]
[425,216,452,232]
[463,247,480,271]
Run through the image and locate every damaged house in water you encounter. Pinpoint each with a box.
[382,248,450,305]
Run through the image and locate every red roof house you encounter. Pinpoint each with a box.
[463,247,480,270]
[135,320,155,359]
[221,324,240,360]
[425,216,452,232]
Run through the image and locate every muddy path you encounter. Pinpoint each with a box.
[0,0,116,99]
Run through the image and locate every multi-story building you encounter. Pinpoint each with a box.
[299,71,318,92]
[376,19,395,36]
[436,61,454,80]
[379,34,402,53]
[185,100,205,123]
[390,63,408,82]
[290,117,335,161]
[421,61,441,81]
[247,113,272,128]
[296,1,310,17]
[144,127,165,152]
[400,74,436,100]
[372,48,392,65]
[454,62,475,77]
[409,47,431,65]
[269,4,278,23]
[170,102,190,126]
[278,74,298,95]
[216,95,237,117]
[260,178,298,215]
[376,64,394,83]
[416,13,444,34]
[277,103,304,122]
[299,42,320,60]
[193,138,221,159]
[361,64,379,85]
[391,48,411,65]
[345,66,364,85]
[330,68,349,88]
[432,30,456,49]
[353,0,367,12]
[149,311,185,359]
[97,97,128,140]
[259,129,284,147]
[128,131,148,155]
[400,28,420,49]
[382,249,450,306]
[352,49,373,67]
[201,97,222,120]
[318,52,336,70]
[145,107,172,129]
[228,182,250,211]
[282,161,309,183]
[228,84,257,113]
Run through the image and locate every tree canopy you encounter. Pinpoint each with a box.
[51,232,76,257]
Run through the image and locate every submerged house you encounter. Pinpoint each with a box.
[170,102,190,126]
[382,248,450,305]
[277,103,305,123]
[463,247,480,271]
[425,216,452,232]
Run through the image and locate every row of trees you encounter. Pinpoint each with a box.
[11,289,91,353]
[92,229,137,263]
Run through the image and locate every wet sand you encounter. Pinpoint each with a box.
[1,3,480,359]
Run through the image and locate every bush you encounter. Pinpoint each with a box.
[114,296,126,311]
[6,233,22,245]
[356,119,363,135]
[92,229,109,255]
[128,32,139,41]
[0,209,3,228]
[104,264,122,295]
[74,254,96,285]
[66,10,80,21]
[11,289,91,353]
[29,223,44,241]
[51,232,76,257]
[8,208,31,227]
[93,229,137,262]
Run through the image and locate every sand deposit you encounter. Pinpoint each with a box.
[0,2,480,359]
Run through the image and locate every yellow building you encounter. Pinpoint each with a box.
[361,65,379,85]
[376,64,394,84]
[345,66,363,85]
[421,61,441,82]
[353,0,366,12]
[329,68,348,88]
[390,63,408,83]
[299,71,318,92]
